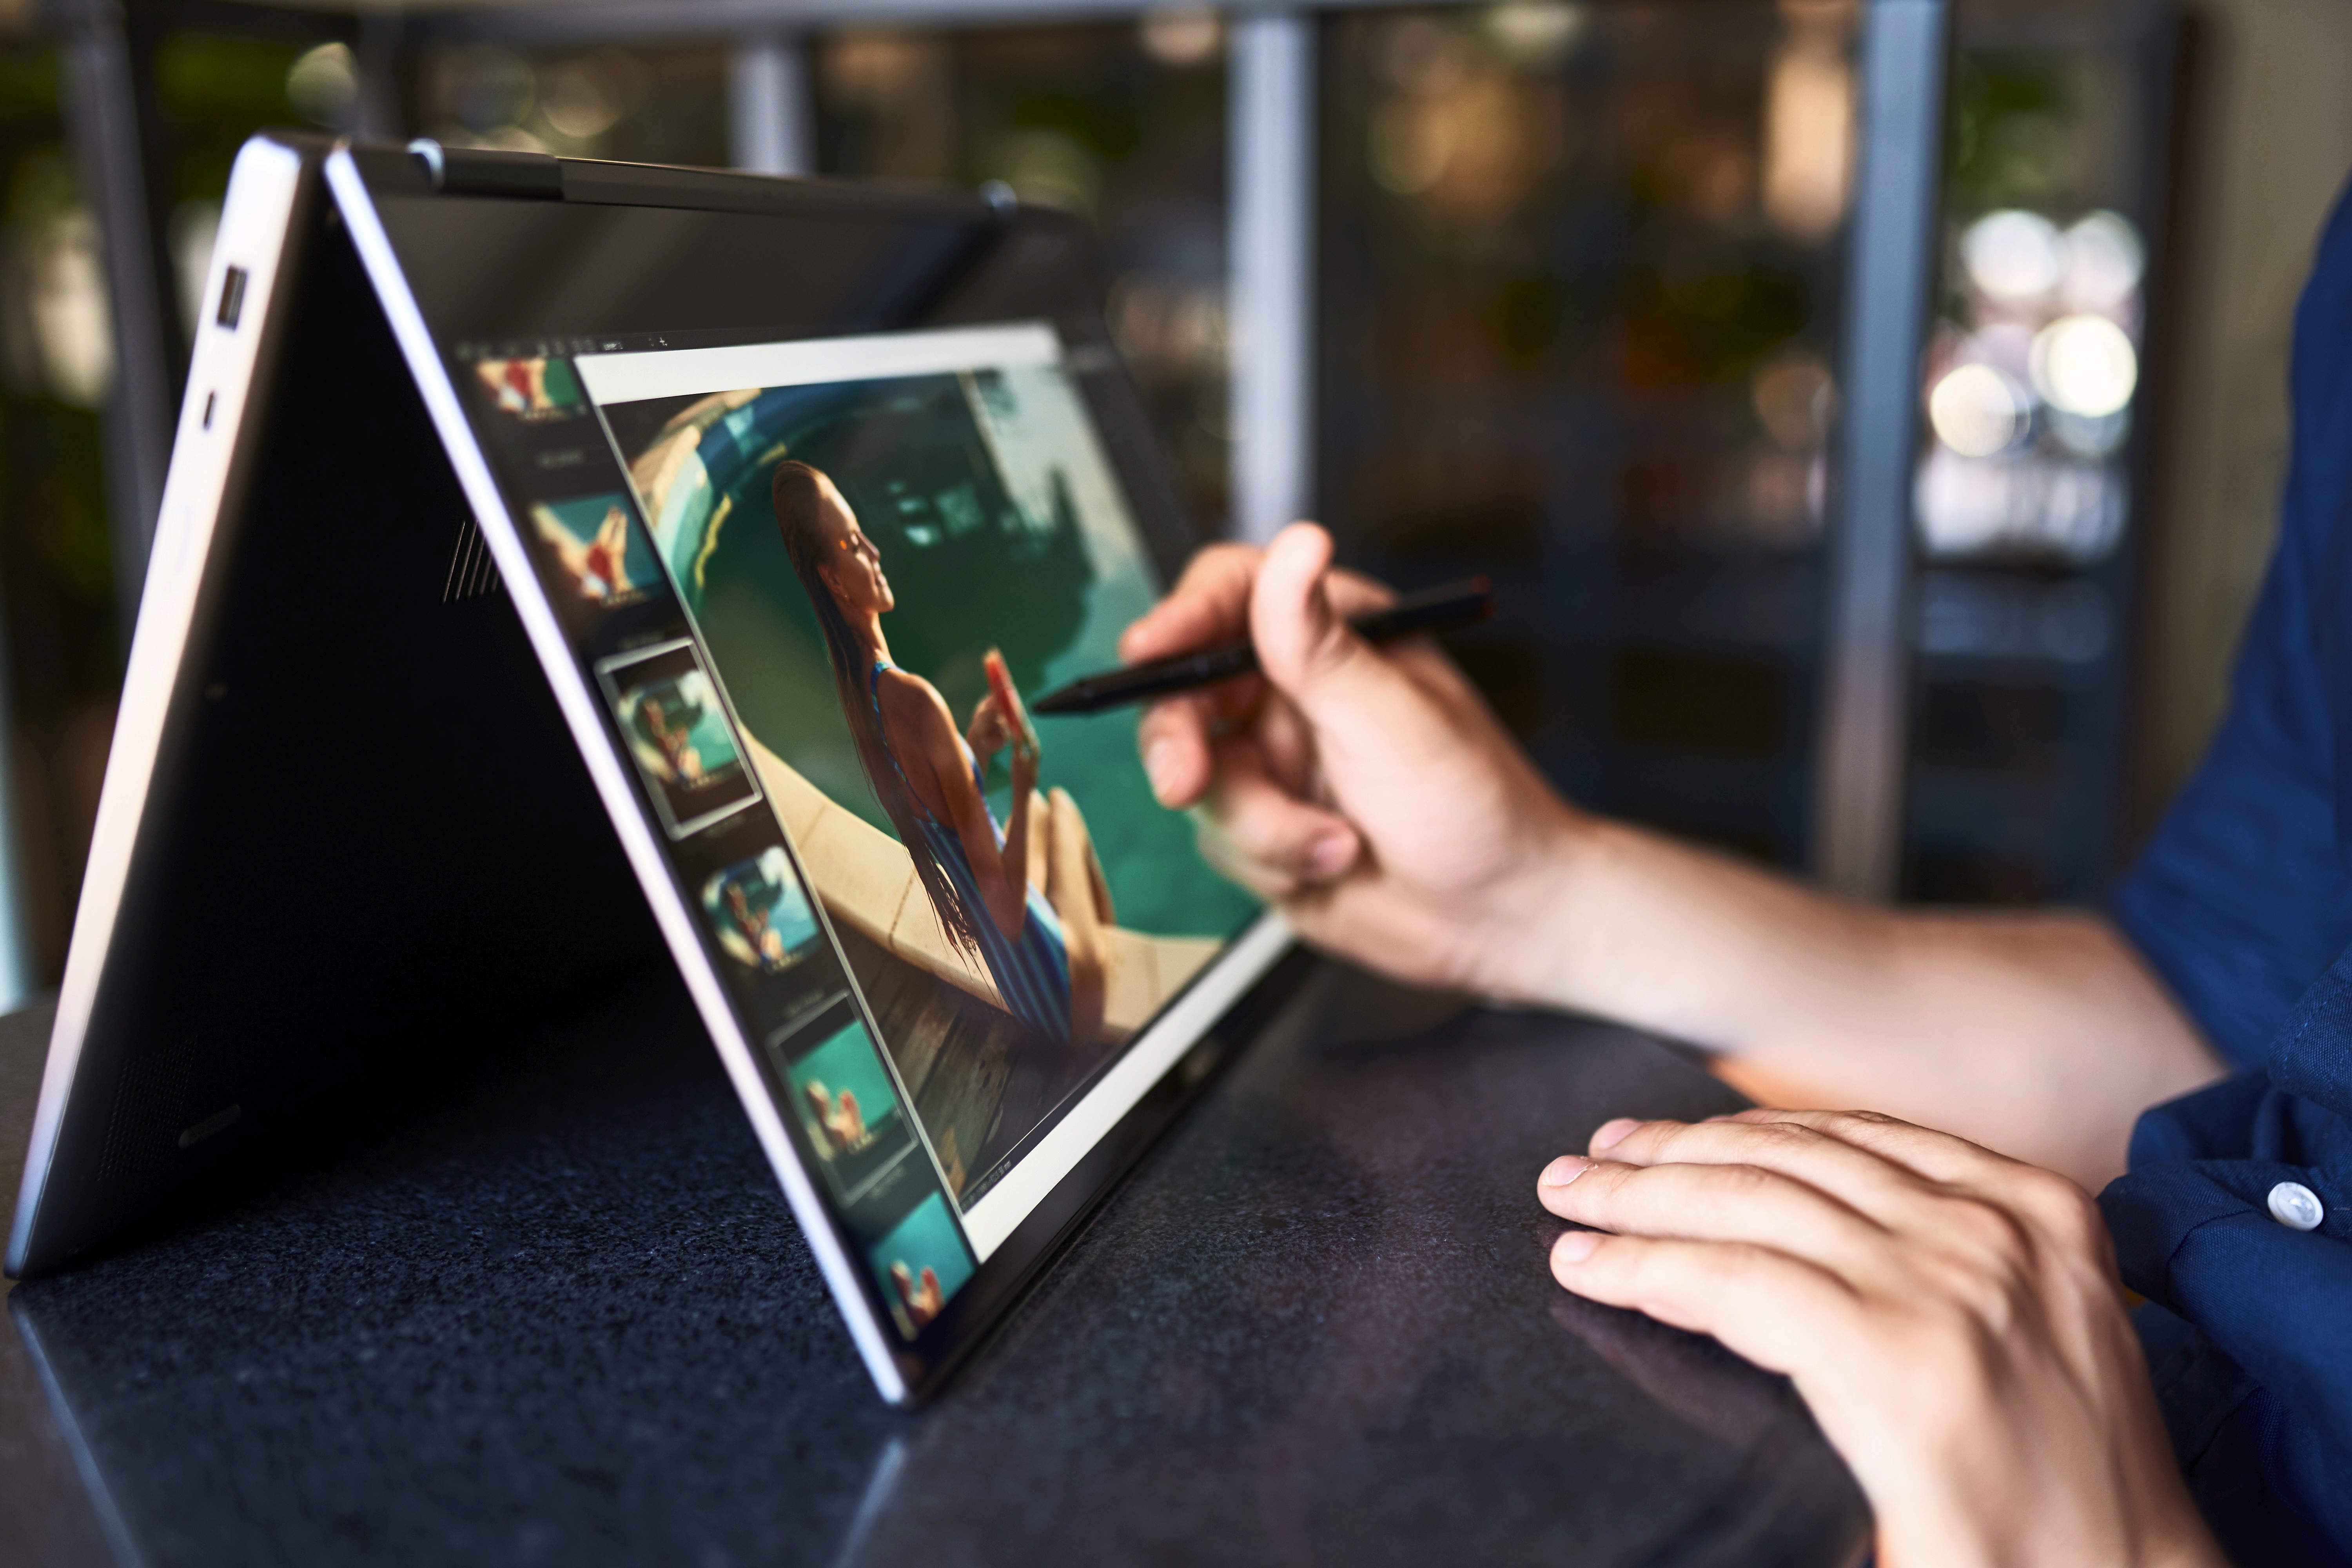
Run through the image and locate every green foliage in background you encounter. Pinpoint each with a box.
[1946,54,2079,216]
[153,31,316,206]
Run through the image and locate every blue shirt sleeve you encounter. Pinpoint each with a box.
[2114,180,2352,1067]
[2102,174,2352,1564]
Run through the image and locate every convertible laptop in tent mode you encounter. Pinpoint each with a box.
[6,132,1304,1403]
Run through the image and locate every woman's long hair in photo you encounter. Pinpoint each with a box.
[773,459,985,961]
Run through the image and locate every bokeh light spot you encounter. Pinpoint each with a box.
[1929,363,2027,457]
[2031,314,2136,417]
[1961,209,2062,302]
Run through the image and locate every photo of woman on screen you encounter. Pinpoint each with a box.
[773,459,1112,1047]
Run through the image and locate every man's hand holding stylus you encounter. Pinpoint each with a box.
[1124,524,2217,1193]
[1120,522,1576,1003]
[1125,528,2226,1566]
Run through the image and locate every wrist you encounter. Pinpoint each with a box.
[1458,797,1591,1008]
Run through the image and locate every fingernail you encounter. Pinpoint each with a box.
[1539,1156,1590,1188]
[1308,831,1354,878]
[1144,739,1181,804]
[1592,1118,1640,1151]
[1553,1231,1601,1265]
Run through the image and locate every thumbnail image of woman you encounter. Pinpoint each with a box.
[804,1081,868,1151]
[636,693,704,783]
[773,460,1111,1048]
[890,1262,945,1329]
[474,356,582,419]
[537,502,639,601]
[723,878,788,967]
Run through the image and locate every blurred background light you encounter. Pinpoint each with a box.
[1483,1,1586,65]
[985,125,1102,214]
[539,54,644,142]
[2031,312,2136,416]
[285,42,358,131]
[2059,209,2144,312]
[1961,208,2063,302]
[1916,446,2122,562]
[1929,362,2026,457]
[2047,405,2129,458]
[167,201,218,341]
[1139,7,1221,67]
[428,45,544,149]
[1761,10,1853,241]
[22,206,111,410]
[1752,348,1835,451]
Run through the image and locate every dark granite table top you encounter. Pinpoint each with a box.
[0,960,1867,1566]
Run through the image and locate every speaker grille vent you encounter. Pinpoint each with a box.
[96,1036,199,1188]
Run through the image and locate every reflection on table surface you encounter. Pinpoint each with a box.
[0,963,1867,1566]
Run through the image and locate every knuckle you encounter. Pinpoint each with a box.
[1741,1119,1821,1156]
[1192,824,1292,900]
[1918,1200,2041,1328]
[1817,1109,1899,1142]
[1718,1162,1780,1204]
[1185,541,1243,574]
[1599,1119,1666,1160]
[1951,1267,2032,1335]
[1570,1161,1637,1210]
[1691,1241,1772,1302]
[2017,1171,2102,1248]
[1217,802,1315,870]
[1598,1158,1653,1197]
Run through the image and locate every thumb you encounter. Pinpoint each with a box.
[1250,523,1416,740]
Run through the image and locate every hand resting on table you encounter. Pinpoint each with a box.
[1540,1110,2221,1568]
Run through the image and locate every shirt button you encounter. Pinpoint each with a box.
[2267,1181,2326,1232]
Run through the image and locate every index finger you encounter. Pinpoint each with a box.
[1122,542,1261,663]
[1579,1116,1940,1232]
[1119,544,1398,664]
[1549,1230,1860,1387]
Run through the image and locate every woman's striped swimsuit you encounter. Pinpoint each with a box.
[868,659,1072,1043]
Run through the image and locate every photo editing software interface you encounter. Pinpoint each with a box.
[458,324,1260,1341]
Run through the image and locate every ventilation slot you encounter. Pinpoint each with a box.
[443,515,505,603]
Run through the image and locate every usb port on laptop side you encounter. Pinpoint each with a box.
[216,266,247,329]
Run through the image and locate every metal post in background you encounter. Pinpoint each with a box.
[730,35,816,177]
[1811,0,1949,900]
[1229,9,1315,545]
[354,10,408,143]
[57,0,174,635]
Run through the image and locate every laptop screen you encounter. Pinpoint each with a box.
[459,320,1260,1341]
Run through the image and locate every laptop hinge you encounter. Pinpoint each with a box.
[407,140,563,200]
